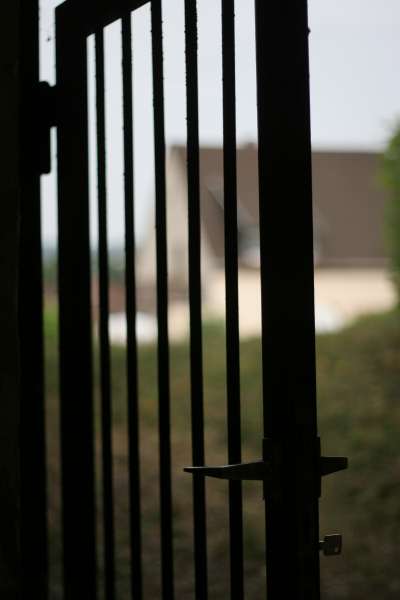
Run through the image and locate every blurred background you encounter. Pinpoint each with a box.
[40,1,400,598]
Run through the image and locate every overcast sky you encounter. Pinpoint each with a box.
[40,0,400,245]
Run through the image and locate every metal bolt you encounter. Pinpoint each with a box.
[319,534,342,556]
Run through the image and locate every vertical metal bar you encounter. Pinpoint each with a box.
[19,0,48,596]
[56,5,97,598]
[151,1,174,598]
[95,28,116,600]
[221,2,244,598]
[254,1,320,598]
[184,2,208,599]
[121,13,143,600]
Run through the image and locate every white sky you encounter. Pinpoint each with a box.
[40,0,400,246]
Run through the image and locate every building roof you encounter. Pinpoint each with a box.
[170,145,388,267]
[312,151,387,265]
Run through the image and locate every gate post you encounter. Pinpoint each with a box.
[0,1,23,597]
[0,1,48,597]
[19,0,49,598]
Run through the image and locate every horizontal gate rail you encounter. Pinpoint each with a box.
[185,2,208,600]
[121,12,143,600]
[57,1,149,37]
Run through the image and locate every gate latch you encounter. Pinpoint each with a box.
[184,437,348,498]
[184,460,270,481]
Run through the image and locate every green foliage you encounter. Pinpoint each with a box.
[381,124,400,302]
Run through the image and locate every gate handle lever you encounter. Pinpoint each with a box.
[184,455,348,482]
[184,460,270,481]
[184,438,348,500]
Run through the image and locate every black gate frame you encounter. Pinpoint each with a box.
[52,1,347,599]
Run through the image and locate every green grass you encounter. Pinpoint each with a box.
[44,308,400,599]
[317,311,400,599]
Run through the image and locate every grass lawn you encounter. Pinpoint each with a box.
[44,309,400,599]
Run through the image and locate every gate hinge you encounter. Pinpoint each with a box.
[37,82,58,175]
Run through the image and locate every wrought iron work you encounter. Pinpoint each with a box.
[36,0,350,598]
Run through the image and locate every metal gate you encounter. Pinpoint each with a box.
[50,0,347,598]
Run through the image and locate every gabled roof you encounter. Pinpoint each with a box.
[312,151,387,265]
[170,144,388,266]
[171,144,259,264]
